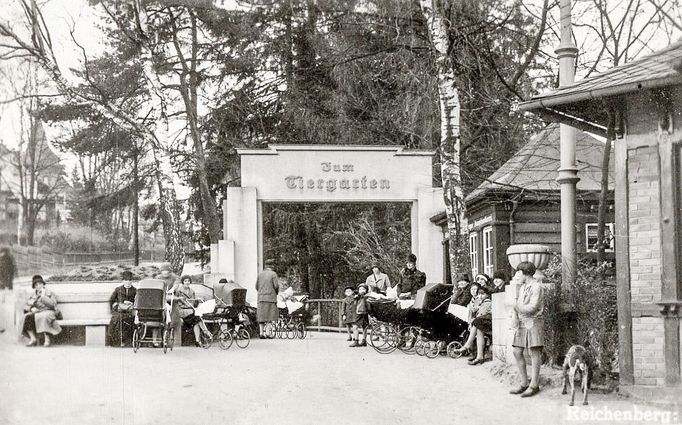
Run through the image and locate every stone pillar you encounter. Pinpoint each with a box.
[223,187,259,306]
[209,243,218,274]
[416,187,445,283]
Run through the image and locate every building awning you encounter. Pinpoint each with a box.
[518,41,682,135]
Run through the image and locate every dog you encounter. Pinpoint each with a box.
[561,345,591,406]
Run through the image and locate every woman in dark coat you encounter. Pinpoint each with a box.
[256,259,279,338]
[107,271,137,347]
[451,273,473,306]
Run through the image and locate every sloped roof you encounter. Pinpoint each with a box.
[465,124,613,204]
[518,41,682,133]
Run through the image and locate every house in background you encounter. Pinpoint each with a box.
[519,41,682,393]
[0,122,70,245]
[431,123,614,282]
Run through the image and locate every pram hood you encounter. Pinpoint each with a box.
[214,280,247,309]
[412,282,454,313]
[134,279,167,310]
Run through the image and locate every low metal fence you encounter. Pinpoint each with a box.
[306,299,345,332]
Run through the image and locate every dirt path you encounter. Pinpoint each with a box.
[0,332,678,425]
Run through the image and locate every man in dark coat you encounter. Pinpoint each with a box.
[107,271,137,347]
[0,247,16,290]
[256,259,279,338]
[397,253,426,299]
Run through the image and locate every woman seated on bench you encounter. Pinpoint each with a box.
[22,275,62,347]
[453,285,493,365]
[108,270,137,347]
[176,275,211,347]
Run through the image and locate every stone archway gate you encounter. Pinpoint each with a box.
[209,145,444,304]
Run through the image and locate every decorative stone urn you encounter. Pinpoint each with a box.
[506,243,552,282]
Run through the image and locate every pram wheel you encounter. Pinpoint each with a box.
[398,326,418,355]
[415,338,427,356]
[235,328,250,348]
[295,323,306,339]
[286,324,296,339]
[162,328,169,354]
[132,329,140,353]
[218,330,233,350]
[265,322,276,339]
[200,330,212,349]
[447,341,463,358]
[425,341,441,359]
[369,323,398,354]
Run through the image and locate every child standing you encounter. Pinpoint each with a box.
[342,286,357,342]
[350,284,369,347]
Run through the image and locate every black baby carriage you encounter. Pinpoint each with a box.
[132,279,175,353]
[201,280,251,349]
[367,282,468,358]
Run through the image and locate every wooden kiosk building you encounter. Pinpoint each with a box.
[520,41,682,390]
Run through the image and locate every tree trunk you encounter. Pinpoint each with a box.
[596,109,616,263]
[132,151,140,266]
[419,0,467,282]
[170,9,222,244]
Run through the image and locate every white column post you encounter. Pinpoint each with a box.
[555,0,580,291]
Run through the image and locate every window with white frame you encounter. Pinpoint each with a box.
[469,232,479,277]
[483,226,494,276]
[585,223,615,252]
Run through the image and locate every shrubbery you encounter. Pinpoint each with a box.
[542,255,618,382]
[48,264,205,284]
[38,225,111,252]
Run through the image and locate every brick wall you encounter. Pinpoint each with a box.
[627,144,665,385]
[631,317,666,386]
[627,146,661,304]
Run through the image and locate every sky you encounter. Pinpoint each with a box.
[0,0,680,195]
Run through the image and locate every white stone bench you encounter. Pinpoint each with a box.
[15,281,215,346]
[53,290,114,346]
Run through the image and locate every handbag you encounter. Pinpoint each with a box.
[54,308,63,320]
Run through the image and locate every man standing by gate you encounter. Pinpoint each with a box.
[397,254,426,299]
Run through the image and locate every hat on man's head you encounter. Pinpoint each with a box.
[159,263,172,272]
[407,253,417,263]
[344,285,355,292]
[218,278,228,284]
[357,283,368,291]
[264,259,275,268]
[180,275,192,283]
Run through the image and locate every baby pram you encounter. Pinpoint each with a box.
[200,280,251,349]
[367,282,468,358]
[132,279,175,353]
[274,288,310,339]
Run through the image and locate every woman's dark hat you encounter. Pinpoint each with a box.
[344,285,355,292]
[121,270,134,281]
[32,274,45,288]
[407,253,417,263]
[180,275,192,283]
[456,273,471,283]
[492,271,507,281]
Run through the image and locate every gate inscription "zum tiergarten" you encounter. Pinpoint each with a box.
[285,162,390,192]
